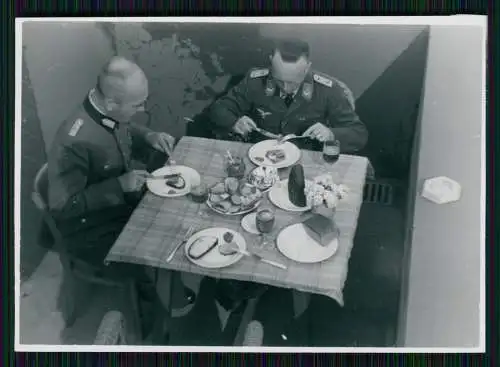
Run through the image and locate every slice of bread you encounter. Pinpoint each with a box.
[187,236,219,259]
[302,214,338,247]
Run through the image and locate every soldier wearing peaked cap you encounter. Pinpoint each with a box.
[210,38,368,153]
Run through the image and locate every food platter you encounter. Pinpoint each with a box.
[206,177,263,216]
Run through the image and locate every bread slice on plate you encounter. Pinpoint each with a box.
[187,236,219,259]
[302,214,339,247]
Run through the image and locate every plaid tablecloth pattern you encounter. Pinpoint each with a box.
[106,137,369,306]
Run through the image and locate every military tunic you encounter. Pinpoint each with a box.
[210,67,368,153]
[47,96,155,264]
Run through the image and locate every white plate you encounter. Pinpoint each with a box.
[276,223,339,263]
[206,198,261,216]
[241,212,260,234]
[147,166,201,198]
[268,179,312,212]
[184,227,246,268]
[248,140,301,169]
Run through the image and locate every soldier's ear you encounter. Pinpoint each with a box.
[103,98,118,112]
[304,61,312,75]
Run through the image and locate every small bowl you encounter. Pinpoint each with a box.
[247,166,279,192]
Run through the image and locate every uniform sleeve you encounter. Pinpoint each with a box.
[48,142,126,221]
[129,122,153,151]
[209,75,253,129]
[325,88,369,153]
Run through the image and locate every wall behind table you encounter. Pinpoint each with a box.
[400,24,484,347]
[22,22,115,151]
[111,23,427,178]
[259,24,426,99]
[20,49,48,280]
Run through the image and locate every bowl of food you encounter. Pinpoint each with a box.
[247,166,279,192]
[207,177,263,215]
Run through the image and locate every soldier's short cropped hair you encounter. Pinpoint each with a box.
[273,38,310,62]
[96,57,142,103]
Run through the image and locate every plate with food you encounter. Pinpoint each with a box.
[206,177,263,215]
[268,164,313,212]
[247,166,279,192]
[147,165,201,198]
[248,139,301,169]
[184,227,246,268]
[276,215,340,263]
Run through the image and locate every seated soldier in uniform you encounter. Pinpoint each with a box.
[202,38,369,335]
[209,38,368,153]
[47,56,195,339]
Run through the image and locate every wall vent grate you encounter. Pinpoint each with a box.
[363,182,394,205]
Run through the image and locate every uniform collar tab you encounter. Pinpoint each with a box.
[83,93,119,131]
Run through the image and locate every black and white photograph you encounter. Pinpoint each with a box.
[15,17,486,352]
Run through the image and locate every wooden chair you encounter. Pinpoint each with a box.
[93,310,264,346]
[31,163,143,343]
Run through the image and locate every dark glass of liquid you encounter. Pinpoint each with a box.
[225,156,246,179]
[323,139,341,163]
[256,209,275,233]
[190,184,209,203]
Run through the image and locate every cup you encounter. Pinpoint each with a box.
[256,209,275,234]
[225,156,246,179]
[190,183,208,203]
[322,139,340,164]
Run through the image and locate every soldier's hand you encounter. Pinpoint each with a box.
[233,116,257,136]
[303,122,335,142]
[118,170,150,192]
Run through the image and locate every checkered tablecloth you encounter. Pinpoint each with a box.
[105,137,369,306]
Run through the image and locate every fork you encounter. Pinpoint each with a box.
[166,226,195,262]
[277,134,308,144]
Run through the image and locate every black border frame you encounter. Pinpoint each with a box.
[3,1,494,365]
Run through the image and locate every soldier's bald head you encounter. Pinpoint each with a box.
[97,57,148,105]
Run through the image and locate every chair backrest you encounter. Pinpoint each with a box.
[31,163,63,244]
[331,77,356,110]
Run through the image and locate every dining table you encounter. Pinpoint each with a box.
[104,136,371,343]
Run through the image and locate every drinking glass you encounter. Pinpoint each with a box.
[255,208,275,248]
[190,183,209,217]
[322,139,340,164]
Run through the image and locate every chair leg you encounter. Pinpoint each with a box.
[128,281,143,344]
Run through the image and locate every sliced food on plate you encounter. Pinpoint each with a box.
[265,149,286,164]
[187,235,219,260]
[247,166,279,191]
[207,177,263,215]
[248,140,301,168]
[165,173,186,190]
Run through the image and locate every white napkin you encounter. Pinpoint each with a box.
[421,176,461,204]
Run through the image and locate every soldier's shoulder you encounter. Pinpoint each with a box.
[58,107,98,141]
[247,67,270,79]
[311,70,337,88]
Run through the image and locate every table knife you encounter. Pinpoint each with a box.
[148,173,181,180]
[254,127,281,140]
[239,249,287,270]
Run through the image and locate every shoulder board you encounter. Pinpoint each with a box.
[249,68,270,79]
[313,73,333,88]
[68,118,84,137]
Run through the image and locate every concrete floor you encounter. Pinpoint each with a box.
[18,198,406,346]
